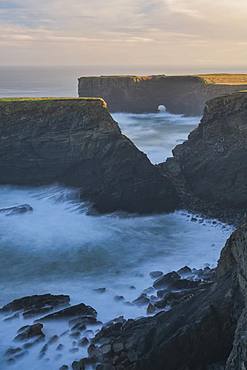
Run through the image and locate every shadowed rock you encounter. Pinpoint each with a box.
[0,98,178,214]
[39,303,97,321]
[0,294,70,316]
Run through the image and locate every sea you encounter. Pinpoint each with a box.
[0,66,233,370]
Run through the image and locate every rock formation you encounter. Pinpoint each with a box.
[0,98,177,213]
[78,74,247,115]
[72,223,247,370]
[163,91,247,216]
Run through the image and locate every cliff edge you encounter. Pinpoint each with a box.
[78,74,247,115]
[0,98,177,214]
[166,91,247,215]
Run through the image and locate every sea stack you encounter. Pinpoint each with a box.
[78,74,247,115]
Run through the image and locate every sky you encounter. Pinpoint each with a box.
[0,0,247,70]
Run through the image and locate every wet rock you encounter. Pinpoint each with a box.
[88,343,101,359]
[155,291,195,309]
[39,303,97,321]
[79,337,89,347]
[23,335,45,349]
[69,315,100,327]
[70,322,86,332]
[153,271,201,290]
[3,313,19,321]
[150,271,163,279]
[153,271,180,289]
[132,293,150,305]
[60,366,69,370]
[70,331,81,338]
[177,266,192,275]
[72,359,86,370]
[147,303,156,315]
[47,335,59,344]
[94,288,107,293]
[15,323,44,341]
[0,294,70,315]
[0,204,33,216]
[5,347,22,357]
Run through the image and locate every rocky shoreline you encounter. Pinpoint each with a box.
[1,88,247,369]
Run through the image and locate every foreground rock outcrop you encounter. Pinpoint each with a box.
[162,91,247,218]
[72,223,247,370]
[78,74,247,115]
[0,98,177,213]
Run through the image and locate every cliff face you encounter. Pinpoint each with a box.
[0,98,178,213]
[170,91,247,211]
[78,75,247,115]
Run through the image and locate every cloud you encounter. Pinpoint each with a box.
[0,0,247,67]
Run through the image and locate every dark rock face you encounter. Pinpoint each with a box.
[39,303,97,321]
[162,91,247,214]
[14,323,44,341]
[0,294,70,316]
[76,224,247,370]
[78,75,247,115]
[0,98,177,214]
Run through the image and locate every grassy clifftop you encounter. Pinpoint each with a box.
[198,74,247,85]
[0,97,107,107]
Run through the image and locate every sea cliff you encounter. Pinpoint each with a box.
[78,74,247,115]
[161,91,247,220]
[0,97,177,213]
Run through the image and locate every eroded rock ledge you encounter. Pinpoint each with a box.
[78,74,247,115]
[0,97,177,214]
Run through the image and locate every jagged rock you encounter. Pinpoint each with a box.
[38,303,97,321]
[0,204,33,216]
[0,98,177,214]
[153,271,201,290]
[177,266,192,275]
[0,294,70,315]
[169,91,247,212]
[150,271,163,279]
[76,223,247,370]
[132,293,150,306]
[79,337,89,347]
[15,323,44,341]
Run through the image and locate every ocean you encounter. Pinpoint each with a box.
[0,66,233,370]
